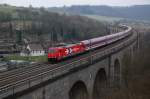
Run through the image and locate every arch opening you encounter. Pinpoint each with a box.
[93,68,107,99]
[114,59,121,88]
[69,81,89,99]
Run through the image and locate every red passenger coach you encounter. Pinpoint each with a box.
[48,43,86,62]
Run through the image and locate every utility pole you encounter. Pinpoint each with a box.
[51,31,53,47]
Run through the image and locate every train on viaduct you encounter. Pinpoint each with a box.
[0,25,139,99]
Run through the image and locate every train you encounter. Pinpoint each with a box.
[47,25,132,62]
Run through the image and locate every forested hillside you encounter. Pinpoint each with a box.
[0,4,108,44]
[48,5,150,21]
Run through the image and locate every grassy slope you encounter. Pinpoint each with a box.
[4,55,47,62]
[82,14,124,22]
[83,14,150,24]
[0,5,16,13]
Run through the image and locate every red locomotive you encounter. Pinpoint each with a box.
[48,43,86,61]
[48,25,132,62]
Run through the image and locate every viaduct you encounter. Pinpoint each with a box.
[0,25,139,99]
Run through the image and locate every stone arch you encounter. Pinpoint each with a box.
[114,59,121,88]
[93,68,107,99]
[69,81,89,99]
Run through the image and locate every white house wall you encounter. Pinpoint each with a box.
[30,51,45,56]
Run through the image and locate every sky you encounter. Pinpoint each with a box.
[0,0,150,7]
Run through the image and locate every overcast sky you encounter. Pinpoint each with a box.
[0,0,150,7]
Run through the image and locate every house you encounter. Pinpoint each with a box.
[20,43,45,56]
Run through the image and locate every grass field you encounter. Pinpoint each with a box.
[83,14,124,22]
[0,4,16,13]
[83,14,150,24]
[4,55,47,62]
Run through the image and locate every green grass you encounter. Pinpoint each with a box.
[4,55,48,62]
[0,4,16,13]
[83,14,124,22]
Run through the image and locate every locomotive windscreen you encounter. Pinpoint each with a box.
[48,49,56,53]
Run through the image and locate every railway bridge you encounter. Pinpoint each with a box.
[0,25,139,99]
